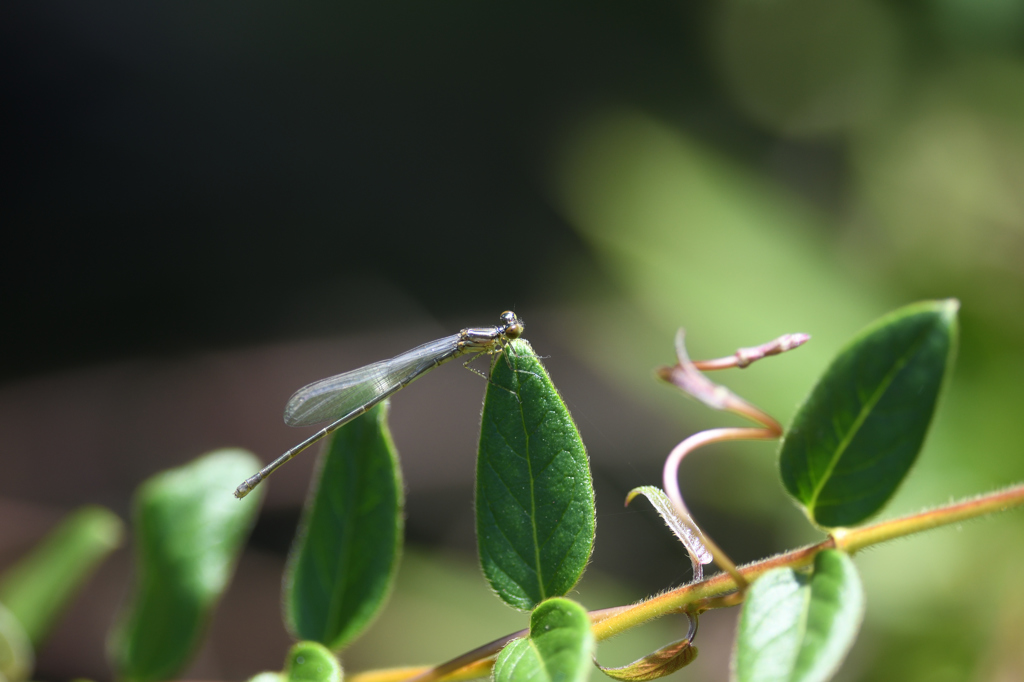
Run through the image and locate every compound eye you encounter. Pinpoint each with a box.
[500,311,515,325]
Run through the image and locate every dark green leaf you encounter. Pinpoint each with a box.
[732,550,864,682]
[0,603,33,682]
[0,506,123,646]
[494,597,595,682]
[477,339,596,610]
[596,637,697,681]
[110,449,263,682]
[779,300,958,527]
[285,403,403,650]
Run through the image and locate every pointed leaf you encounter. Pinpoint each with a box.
[779,300,958,527]
[0,506,123,646]
[596,637,697,681]
[732,550,864,682]
[0,603,33,682]
[285,403,403,649]
[494,597,595,682]
[477,339,596,610]
[110,449,263,682]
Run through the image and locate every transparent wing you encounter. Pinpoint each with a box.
[283,333,463,426]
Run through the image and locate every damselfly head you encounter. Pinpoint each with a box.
[500,311,524,339]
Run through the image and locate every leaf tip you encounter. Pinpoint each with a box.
[938,298,960,323]
[77,505,126,551]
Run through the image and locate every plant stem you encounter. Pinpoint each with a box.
[831,482,1024,554]
[347,482,1024,682]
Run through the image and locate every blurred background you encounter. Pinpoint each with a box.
[3,2,1024,680]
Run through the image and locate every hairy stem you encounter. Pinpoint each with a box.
[348,482,1024,682]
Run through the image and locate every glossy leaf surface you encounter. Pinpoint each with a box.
[0,505,123,646]
[780,300,958,526]
[110,449,263,682]
[732,550,864,682]
[494,597,594,682]
[285,403,403,650]
[477,339,595,610]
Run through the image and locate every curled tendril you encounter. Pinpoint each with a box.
[654,329,808,591]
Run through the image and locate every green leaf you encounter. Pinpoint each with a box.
[110,449,263,682]
[494,598,595,682]
[247,642,343,682]
[596,637,698,681]
[0,506,123,646]
[285,403,403,650]
[779,300,958,527]
[732,550,864,682]
[476,339,596,610]
[283,642,344,682]
[0,603,33,682]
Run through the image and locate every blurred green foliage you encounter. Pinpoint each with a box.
[110,450,263,682]
[0,507,123,648]
[245,642,344,682]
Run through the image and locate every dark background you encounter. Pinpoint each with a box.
[3,2,1024,680]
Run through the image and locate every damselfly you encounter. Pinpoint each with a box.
[234,311,525,498]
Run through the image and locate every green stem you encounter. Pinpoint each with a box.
[831,482,1024,554]
[348,482,1024,682]
[599,482,1024,638]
